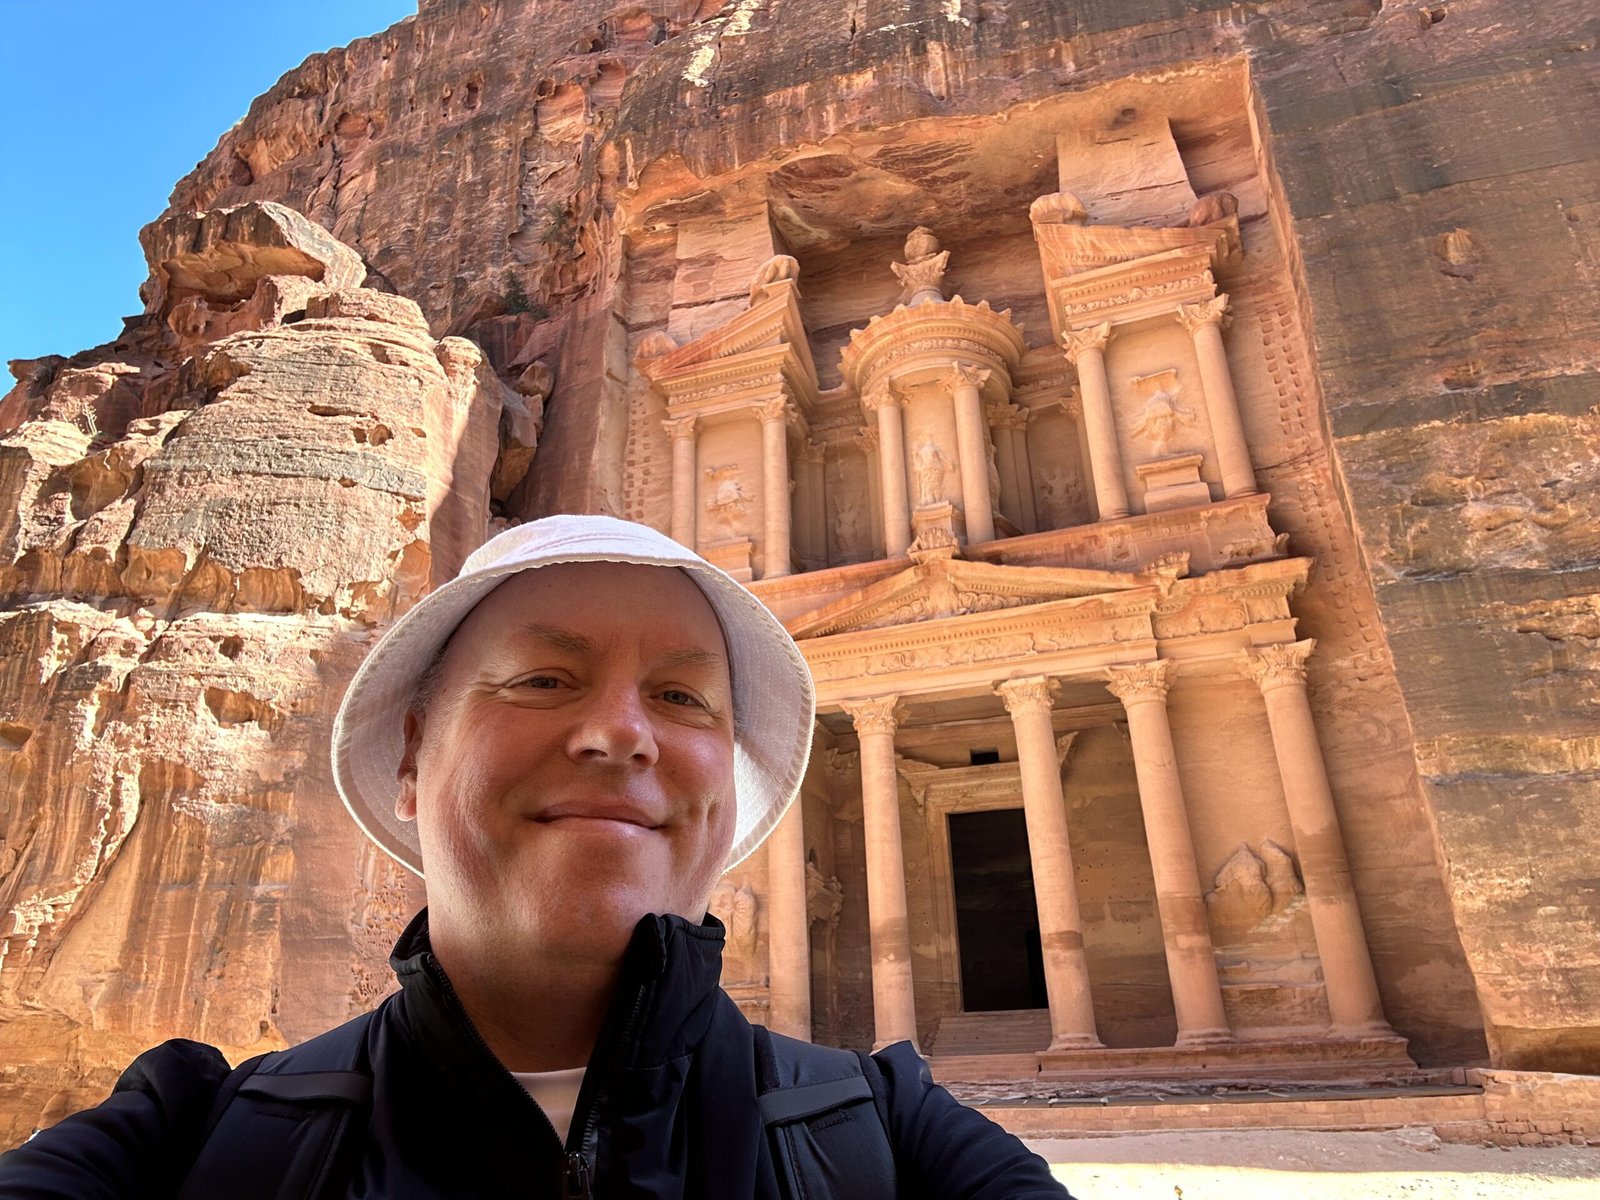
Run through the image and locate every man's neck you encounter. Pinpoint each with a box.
[429,924,623,1073]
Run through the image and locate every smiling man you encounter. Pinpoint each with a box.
[0,515,1071,1198]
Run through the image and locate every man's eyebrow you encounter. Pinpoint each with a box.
[517,623,594,654]
[657,647,727,671]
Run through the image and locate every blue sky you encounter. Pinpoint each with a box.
[0,1,416,367]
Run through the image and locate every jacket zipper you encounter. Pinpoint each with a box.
[563,978,649,1200]
[423,956,577,1188]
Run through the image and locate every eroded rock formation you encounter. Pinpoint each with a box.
[3,0,1598,1148]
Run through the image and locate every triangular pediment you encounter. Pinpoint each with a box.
[785,557,1157,640]
[641,285,818,388]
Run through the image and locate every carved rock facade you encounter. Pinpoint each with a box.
[5,0,1599,1143]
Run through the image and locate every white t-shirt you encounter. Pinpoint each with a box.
[512,1067,587,1144]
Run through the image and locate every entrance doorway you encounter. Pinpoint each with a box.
[948,808,1049,1012]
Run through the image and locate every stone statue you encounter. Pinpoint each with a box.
[890,226,950,306]
[1128,371,1196,456]
[1186,190,1238,227]
[912,435,951,506]
[748,253,800,305]
[704,464,752,537]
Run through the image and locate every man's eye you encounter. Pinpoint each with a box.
[661,689,703,707]
[519,675,562,689]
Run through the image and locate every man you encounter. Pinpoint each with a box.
[0,515,1072,1197]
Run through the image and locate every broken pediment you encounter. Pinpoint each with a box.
[638,265,820,403]
[785,555,1165,639]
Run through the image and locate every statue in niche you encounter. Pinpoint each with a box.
[1128,369,1196,456]
[710,880,763,985]
[703,464,752,539]
[1036,465,1085,527]
[986,438,1002,506]
[890,226,950,307]
[1260,840,1304,910]
[912,435,952,507]
[835,494,866,558]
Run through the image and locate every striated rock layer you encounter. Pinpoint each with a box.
[2,0,1597,1147]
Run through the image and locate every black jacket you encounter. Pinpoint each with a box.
[0,910,1070,1197]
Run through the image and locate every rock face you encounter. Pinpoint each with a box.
[0,203,522,1146]
[3,0,1598,1148]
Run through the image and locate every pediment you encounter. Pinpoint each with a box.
[785,557,1155,640]
[641,285,818,389]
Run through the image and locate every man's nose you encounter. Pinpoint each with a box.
[566,680,660,765]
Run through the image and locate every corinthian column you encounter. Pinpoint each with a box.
[663,414,698,548]
[765,791,812,1040]
[1009,407,1039,534]
[1244,641,1392,1036]
[1177,295,1257,499]
[1063,323,1130,521]
[756,397,794,579]
[841,696,919,1050]
[863,386,912,557]
[1104,662,1232,1044]
[944,363,996,545]
[797,441,827,571]
[996,677,1102,1048]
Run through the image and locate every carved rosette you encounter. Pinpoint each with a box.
[941,362,992,394]
[841,695,903,737]
[662,414,697,441]
[995,675,1061,716]
[1062,322,1111,364]
[1243,639,1315,694]
[1104,660,1177,706]
[1176,293,1232,334]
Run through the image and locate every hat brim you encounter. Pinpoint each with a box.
[331,518,816,877]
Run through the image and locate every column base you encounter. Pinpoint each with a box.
[1033,1031,1415,1083]
[1047,1034,1105,1052]
[873,1037,922,1055]
[1173,1028,1235,1048]
[1330,1020,1396,1040]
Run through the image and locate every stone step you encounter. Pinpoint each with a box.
[929,1009,1053,1055]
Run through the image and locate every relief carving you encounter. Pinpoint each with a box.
[710,881,764,985]
[704,463,752,537]
[912,435,953,507]
[1127,369,1197,456]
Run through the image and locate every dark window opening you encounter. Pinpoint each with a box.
[968,747,1000,766]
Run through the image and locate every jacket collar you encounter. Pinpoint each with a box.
[388,906,729,1074]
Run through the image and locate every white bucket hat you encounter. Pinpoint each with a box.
[331,514,815,876]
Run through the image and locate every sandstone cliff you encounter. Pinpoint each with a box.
[3,0,1598,1146]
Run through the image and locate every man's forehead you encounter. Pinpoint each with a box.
[511,620,727,670]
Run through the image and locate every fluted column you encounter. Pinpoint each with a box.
[1010,407,1039,534]
[1178,295,1257,499]
[1063,323,1130,521]
[842,696,919,1050]
[996,677,1102,1048]
[988,404,1022,532]
[1244,641,1391,1036]
[945,363,996,544]
[797,441,827,571]
[1105,662,1232,1044]
[863,386,912,557]
[663,414,698,548]
[757,397,794,579]
[766,790,812,1040]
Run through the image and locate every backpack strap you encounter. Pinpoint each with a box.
[177,1010,376,1200]
[754,1025,897,1200]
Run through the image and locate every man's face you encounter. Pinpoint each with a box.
[395,562,737,961]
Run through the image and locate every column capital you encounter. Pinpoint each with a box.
[1058,388,1083,420]
[941,362,992,393]
[1177,293,1232,334]
[1243,639,1315,693]
[662,413,698,441]
[1104,660,1177,706]
[987,402,1030,431]
[755,395,797,425]
[862,382,909,413]
[842,695,903,736]
[853,425,880,454]
[798,439,827,466]
[1062,321,1112,364]
[996,675,1061,716]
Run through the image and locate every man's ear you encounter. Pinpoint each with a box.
[396,708,424,822]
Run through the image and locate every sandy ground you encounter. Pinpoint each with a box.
[1022,1129,1600,1198]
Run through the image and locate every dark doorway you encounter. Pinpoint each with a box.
[948,808,1049,1011]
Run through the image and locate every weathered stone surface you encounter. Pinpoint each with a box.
[0,209,528,1145]
[4,0,1598,1151]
